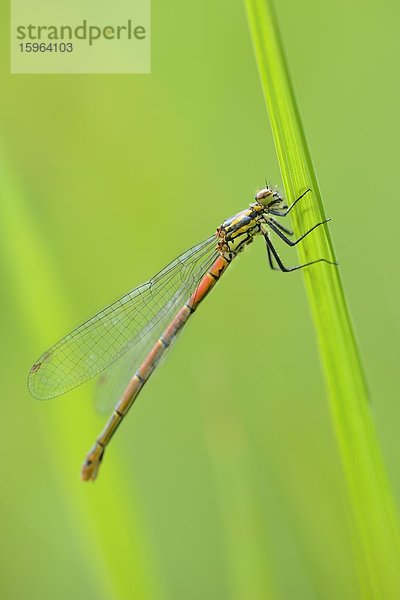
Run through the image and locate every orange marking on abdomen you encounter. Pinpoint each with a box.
[189,256,229,309]
[117,374,143,414]
[137,340,166,381]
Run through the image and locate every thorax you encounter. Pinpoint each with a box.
[216,202,266,258]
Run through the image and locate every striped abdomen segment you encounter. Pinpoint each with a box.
[81,255,230,480]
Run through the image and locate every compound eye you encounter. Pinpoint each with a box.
[255,187,273,201]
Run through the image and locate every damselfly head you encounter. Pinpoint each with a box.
[255,187,274,203]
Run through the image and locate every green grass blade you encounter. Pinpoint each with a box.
[244,0,400,596]
[0,151,159,600]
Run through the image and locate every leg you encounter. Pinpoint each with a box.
[266,218,331,247]
[269,206,288,216]
[282,188,311,216]
[263,233,336,272]
[266,242,280,271]
[268,217,293,236]
[269,189,311,218]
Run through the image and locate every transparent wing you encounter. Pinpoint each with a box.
[28,236,218,400]
[95,277,193,414]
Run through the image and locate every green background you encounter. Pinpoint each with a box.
[1,1,399,598]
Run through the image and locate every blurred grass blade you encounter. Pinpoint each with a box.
[244,0,400,596]
[205,402,277,600]
[0,150,159,600]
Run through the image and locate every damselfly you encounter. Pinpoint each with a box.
[28,186,335,480]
